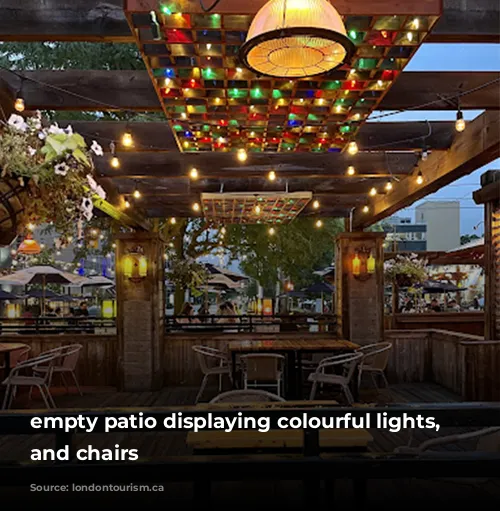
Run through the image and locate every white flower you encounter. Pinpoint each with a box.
[48,123,65,135]
[27,146,36,156]
[65,125,73,135]
[86,174,98,191]
[38,131,46,140]
[54,162,69,176]
[90,140,103,156]
[95,185,106,200]
[7,114,28,132]
[81,197,93,221]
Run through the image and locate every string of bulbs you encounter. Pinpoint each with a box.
[5,66,493,219]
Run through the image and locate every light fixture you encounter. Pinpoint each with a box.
[268,227,276,235]
[455,109,466,132]
[189,167,199,179]
[268,170,276,181]
[14,95,25,112]
[192,202,200,212]
[123,246,147,282]
[133,184,141,199]
[385,181,393,192]
[362,205,369,213]
[206,43,212,50]
[421,148,428,161]
[315,219,323,228]
[170,217,176,224]
[121,130,133,147]
[110,155,120,168]
[254,204,261,214]
[352,252,361,276]
[124,199,131,208]
[17,233,41,255]
[26,222,36,231]
[367,251,375,273]
[412,18,420,29]
[236,67,243,73]
[416,170,424,185]
[312,199,320,209]
[237,149,247,162]
[347,165,355,176]
[369,187,377,196]
[407,31,414,42]
[239,0,355,78]
[347,141,358,155]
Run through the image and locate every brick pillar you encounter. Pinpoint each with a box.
[335,232,385,345]
[116,232,164,391]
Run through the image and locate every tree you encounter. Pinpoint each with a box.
[224,218,344,294]
[461,234,480,245]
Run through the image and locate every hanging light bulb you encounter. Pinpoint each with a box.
[170,217,176,224]
[133,185,141,199]
[121,131,133,147]
[14,95,25,112]
[369,187,377,196]
[268,170,276,181]
[237,149,247,162]
[315,219,323,228]
[347,166,355,176]
[254,204,261,214]
[268,227,275,235]
[416,170,424,185]
[362,205,369,213]
[455,109,466,132]
[385,181,393,192]
[26,222,36,231]
[347,141,358,155]
[421,148,428,161]
[124,199,131,208]
[412,18,420,29]
[407,31,414,42]
[192,202,200,212]
[189,167,199,179]
[221,226,226,234]
[110,155,120,168]
[312,199,320,209]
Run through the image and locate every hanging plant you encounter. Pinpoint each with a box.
[384,253,428,287]
[166,256,208,297]
[0,112,106,241]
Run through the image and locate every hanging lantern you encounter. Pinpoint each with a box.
[239,0,354,78]
[17,233,41,255]
[352,252,361,276]
[122,246,148,283]
[367,251,376,274]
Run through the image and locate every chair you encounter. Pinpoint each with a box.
[394,427,500,486]
[209,389,286,403]
[192,345,231,403]
[240,354,285,397]
[1,353,59,409]
[308,352,363,405]
[0,346,31,370]
[355,342,392,389]
[33,344,83,396]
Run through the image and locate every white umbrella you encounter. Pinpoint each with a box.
[0,266,87,314]
[79,276,115,288]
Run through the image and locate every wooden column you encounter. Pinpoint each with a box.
[116,232,164,391]
[484,200,500,340]
[335,232,386,345]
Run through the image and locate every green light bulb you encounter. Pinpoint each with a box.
[349,30,357,39]
[161,5,172,15]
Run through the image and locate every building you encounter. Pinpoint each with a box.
[415,201,460,251]
[383,216,427,252]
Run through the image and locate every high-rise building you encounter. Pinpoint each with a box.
[415,201,460,251]
[383,215,427,252]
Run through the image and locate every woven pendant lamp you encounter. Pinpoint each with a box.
[239,0,354,78]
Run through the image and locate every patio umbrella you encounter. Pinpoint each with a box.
[79,275,115,288]
[20,289,77,302]
[419,280,467,293]
[303,282,335,294]
[0,265,86,314]
[0,289,20,300]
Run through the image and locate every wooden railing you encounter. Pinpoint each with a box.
[0,316,116,335]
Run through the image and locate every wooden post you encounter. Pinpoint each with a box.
[484,200,500,340]
[116,232,164,390]
[335,232,386,344]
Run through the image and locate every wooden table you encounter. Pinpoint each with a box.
[0,343,28,375]
[228,339,360,399]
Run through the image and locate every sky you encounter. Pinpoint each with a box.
[367,43,500,236]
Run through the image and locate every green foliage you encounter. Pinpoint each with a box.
[224,218,343,290]
[460,234,481,245]
[384,254,428,285]
[165,256,208,297]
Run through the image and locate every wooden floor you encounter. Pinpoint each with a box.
[1,382,499,506]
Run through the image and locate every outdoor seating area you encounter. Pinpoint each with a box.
[0,0,499,505]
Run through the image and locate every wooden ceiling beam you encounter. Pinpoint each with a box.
[60,120,455,152]
[0,1,134,43]
[352,110,500,229]
[2,70,496,111]
[379,72,500,111]
[125,0,443,16]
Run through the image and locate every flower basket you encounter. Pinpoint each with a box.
[0,177,33,245]
[384,254,428,287]
[395,274,414,288]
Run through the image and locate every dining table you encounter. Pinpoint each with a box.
[227,339,360,400]
[0,342,29,376]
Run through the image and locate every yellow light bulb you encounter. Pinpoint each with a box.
[456,118,466,132]
[362,205,369,213]
[189,167,199,179]
[27,223,36,231]
[347,166,355,176]
[122,132,133,147]
[347,141,358,155]
[133,189,141,199]
[268,227,275,235]
[181,112,187,119]
[110,156,120,168]
[237,149,247,162]
[14,97,25,112]
[369,187,377,196]
[255,204,261,214]
[124,200,131,208]
[236,67,242,73]
[412,18,420,29]
[268,170,276,181]
[193,202,200,212]
[407,31,414,42]
[312,200,320,209]
[385,181,393,191]
[416,172,424,185]
[315,220,323,228]
[170,217,176,224]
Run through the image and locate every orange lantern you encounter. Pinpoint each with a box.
[17,233,41,255]
[122,246,148,283]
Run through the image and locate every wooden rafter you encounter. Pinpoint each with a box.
[352,110,500,229]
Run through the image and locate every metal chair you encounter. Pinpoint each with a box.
[32,344,83,395]
[192,345,231,403]
[209,389,286,403]
[355,342,392,389]
[240,354,285,397]
[308,351,363,404]
[1,353,59,409]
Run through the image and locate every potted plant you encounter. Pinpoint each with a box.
[384,253,428,287]
[0,112,105,244]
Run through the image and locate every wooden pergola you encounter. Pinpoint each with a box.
[0,0,498,224]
